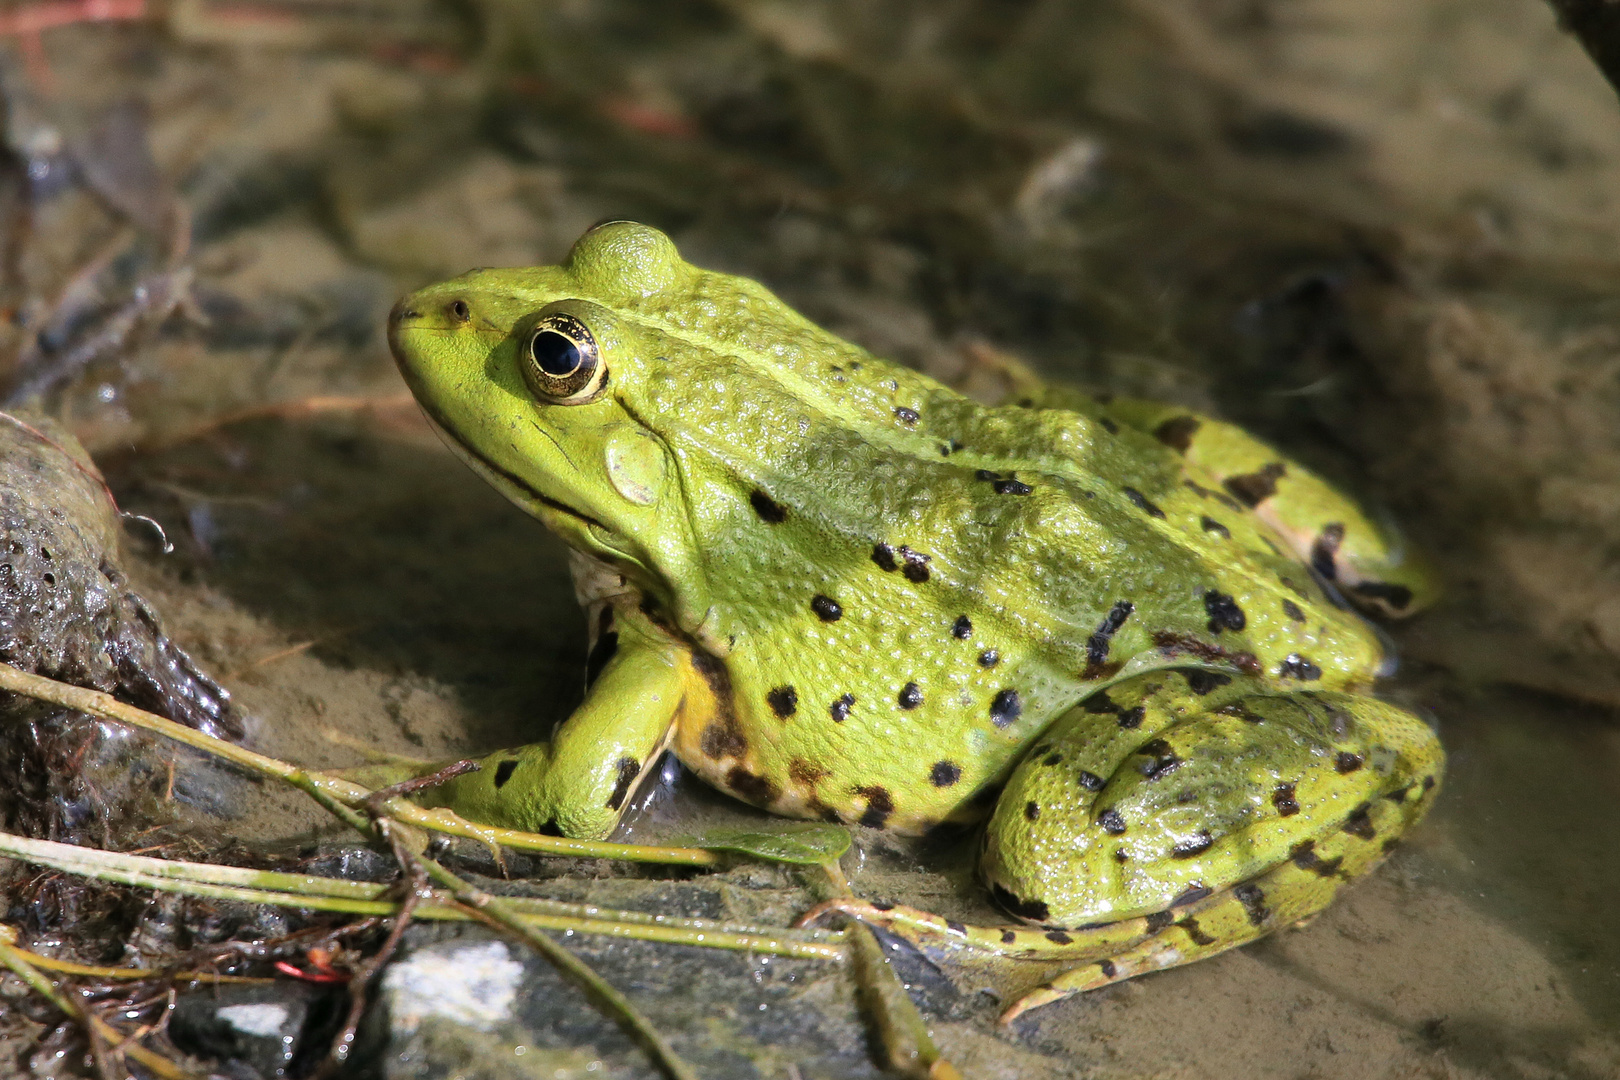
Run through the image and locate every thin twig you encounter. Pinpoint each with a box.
[322,828,427,1073]
[361,758,482,809]
[0,936,196,1080]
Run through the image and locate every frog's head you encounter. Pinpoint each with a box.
[388,222,903,645]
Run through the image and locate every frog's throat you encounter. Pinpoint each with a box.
[414,405,617,545]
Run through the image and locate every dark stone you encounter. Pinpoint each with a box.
[170,983,337,1080]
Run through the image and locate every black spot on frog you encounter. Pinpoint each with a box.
[1137,738,1182,780]
[1311,522,1345,580]
[1203,589,1246,633]
[976,469,1033,495]
[750,490,788,523]
[810,594,843,621]
[1121,486,1166,519]
[1223,462,1286,507]
[1183,669,1231,695]
[767,686,798,718]
[1083,600,1135,677]
[990,688,1022,727]
[899,546,931,583]
[1233,882,1270,926]
[727,766,779,806]
[1272,782,1301,816]
[1279,654,1322,680]
[605,756,641,810]
[855,785,895,828]
[1343,802,1376,840]
[989,882,1051,923]
[1154,415,1201,451]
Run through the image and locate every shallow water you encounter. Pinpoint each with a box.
[3,1,1620,1076]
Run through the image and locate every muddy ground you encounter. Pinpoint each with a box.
[2,1,1620,1077]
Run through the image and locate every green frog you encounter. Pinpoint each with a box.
[385,222,1443,1018]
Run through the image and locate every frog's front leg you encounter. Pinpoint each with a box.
[811,671,1442,1019]
[415,606,690,839]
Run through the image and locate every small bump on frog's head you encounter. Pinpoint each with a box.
[566,221,683,301]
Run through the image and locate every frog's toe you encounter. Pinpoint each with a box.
[796,898,1155,961]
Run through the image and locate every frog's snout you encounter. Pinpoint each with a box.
[386,297,421,358]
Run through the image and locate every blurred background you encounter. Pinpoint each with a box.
[1,1,1619,1077]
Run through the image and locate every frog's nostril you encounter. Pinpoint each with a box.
[389,301,421,325]
[449,299,471,322]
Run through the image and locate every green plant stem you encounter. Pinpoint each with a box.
[847,923,962,1080]
[0,830,845,962]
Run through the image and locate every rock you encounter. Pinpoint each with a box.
[0,411,241,839]
[169,982,338,1079]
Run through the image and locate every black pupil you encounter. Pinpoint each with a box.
[532,330,581,377]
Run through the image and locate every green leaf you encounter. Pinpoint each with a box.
[693,824,852,865]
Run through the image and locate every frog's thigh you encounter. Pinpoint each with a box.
[982,672,1443,938]
[418,611,687,840]
[1105,397,1436,618]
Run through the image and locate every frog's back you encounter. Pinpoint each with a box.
[644,336,1384,835]
[544,226,1389,833]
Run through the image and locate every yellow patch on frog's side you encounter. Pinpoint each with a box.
[671,649,782,810]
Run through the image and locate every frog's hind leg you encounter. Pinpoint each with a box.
[1101,397,1437,618]
[803,671,1442,1020]
[981,671,1441,1016]
[997,788,1425,1021]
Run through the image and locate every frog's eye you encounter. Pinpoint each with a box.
[522,312,606,404]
